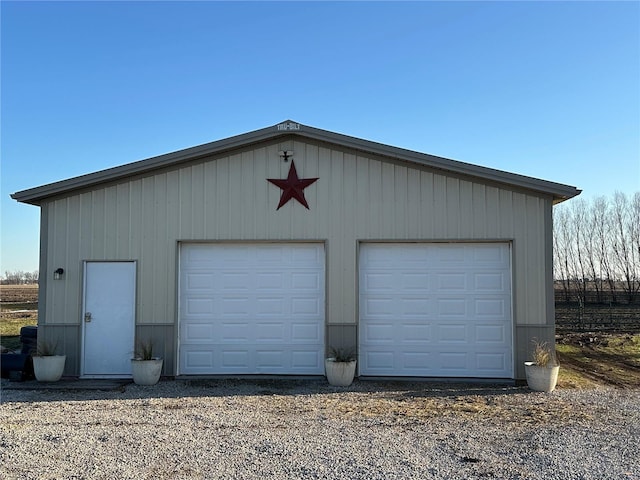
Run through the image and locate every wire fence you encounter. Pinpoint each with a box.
[555,290,640,332]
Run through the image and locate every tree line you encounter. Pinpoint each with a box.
[1,270,39,285]
[554,192,640,305]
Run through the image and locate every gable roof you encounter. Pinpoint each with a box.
[11,120,580,206]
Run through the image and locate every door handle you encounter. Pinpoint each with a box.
[84,312,92,322]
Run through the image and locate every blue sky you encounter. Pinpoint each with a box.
[1,1,639,273]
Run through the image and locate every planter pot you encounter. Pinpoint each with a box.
[131,358,163,385]
[524,362,560,392]
[33,355,66,382]
[325,358,357,387]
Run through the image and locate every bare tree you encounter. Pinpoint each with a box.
[553,207,572,302]
[631,192,640,297]
[569,199,590,304]
[586,196,609,303]
[611,192,640,303]
[553,191,639,305]
[1,270,39,285]
[3,271,24,285]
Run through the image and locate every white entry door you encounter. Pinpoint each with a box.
[82,261,136,377]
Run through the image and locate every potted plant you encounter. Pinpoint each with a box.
[32,341,66,382]
[131,340,163,385]
[325,347,357,387]
[524,339,560,392]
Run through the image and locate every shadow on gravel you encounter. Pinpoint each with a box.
[176,378,526,400]
[2,377,529,403]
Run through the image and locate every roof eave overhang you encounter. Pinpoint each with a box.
[11,120,581,206]
[10,123,287,206]
[297,124,581,203]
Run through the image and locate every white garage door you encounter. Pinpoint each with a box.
[359,243,513,378]
[179,243,325,375]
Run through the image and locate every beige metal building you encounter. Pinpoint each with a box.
[12,120,580,380]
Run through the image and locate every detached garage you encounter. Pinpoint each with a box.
[11,120,580,380]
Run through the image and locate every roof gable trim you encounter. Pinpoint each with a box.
[11,120,581,205]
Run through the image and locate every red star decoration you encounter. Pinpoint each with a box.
[267,161,319,210]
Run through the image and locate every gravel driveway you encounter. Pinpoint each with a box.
[1,379,638,480]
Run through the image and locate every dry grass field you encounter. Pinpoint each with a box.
[556,332,640,388]
[0,285,38,350]
[1,285,638,387]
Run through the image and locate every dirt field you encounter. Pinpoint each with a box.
[0,284,38,304]
[556,303,640,332]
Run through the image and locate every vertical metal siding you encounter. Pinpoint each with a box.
[41,139,552,376]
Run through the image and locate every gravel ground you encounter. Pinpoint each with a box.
[1,379,638,480]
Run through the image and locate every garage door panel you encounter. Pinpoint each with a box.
[291,297,321,315]
[473,244,509,264]
[474,297,508,317]
[291,350,322,369]
[220,246,247,263]
[363,272,395,291]
[254,247,284,265]
[255,322,286,341]
[476,324,507,342]
[186,273,215,290]
[220,272,250,290]
[221,297,250,315]
[437,324,469,343]
[220,322,250,341]
[180,243,325,375]
[403,352,433,369]
[184,324,214,342]
[183,244,220,266]
[362,297,395,316]
[436,298,468,316]
[256,350,284,366]
[433,245,466,263]
[401,323,431,342]
[291,272,321,290]
[181,344,323,374]
[292,245,323,262]
[362,296,432,317]
[256,272,284,289]
[476,352,509,371]
[361,350,512,378]
[185,298,214,315]
[363,349,441,373]
[364,351,395,371]
[401,273,430,289]
[435,273,467,291]
[360,243,513,378]
[183,349,214,371]
[222,350,250,368]
[439,352,468,370]
[399,298,431,315]
[473,272,506,291]
[291,323,321,342]
[255,297,284,314]
[364,323,395,342]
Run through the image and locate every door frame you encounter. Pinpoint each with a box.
[80,260,137,378]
